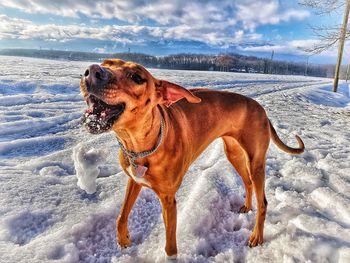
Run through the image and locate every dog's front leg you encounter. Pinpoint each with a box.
[116,178,142,248]
[159,194,177,259]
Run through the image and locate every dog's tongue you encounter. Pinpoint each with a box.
[85,97,115,121]
[99,109,111,120]
[85,97,104,117]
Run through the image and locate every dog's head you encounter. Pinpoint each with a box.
[80,59,201,134]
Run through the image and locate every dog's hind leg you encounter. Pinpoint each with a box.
[222,136,253,213]
[241,129,269,247]
[247,155,268,247]
[116,178,142,248]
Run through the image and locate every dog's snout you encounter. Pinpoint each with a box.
[84,64,111,89]
[85,64,105,80]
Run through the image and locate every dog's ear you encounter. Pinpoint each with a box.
[156,80,201,107]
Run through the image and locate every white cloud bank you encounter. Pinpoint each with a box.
[239,40,320,54]
[0,14,260,45]
[239,39,343,58]
[236,1,309,31]
[0,0,309,26]
[0,0,310,48]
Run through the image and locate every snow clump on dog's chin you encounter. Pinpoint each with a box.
[72,143,107,194]
[82,95,125,134]
[82,113,110,134]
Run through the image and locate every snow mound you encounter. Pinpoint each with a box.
[72,143,107,194]
[300,82,350,108]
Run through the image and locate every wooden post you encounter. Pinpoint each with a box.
[333,0,350,92]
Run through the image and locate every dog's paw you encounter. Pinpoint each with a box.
[247,231,263,247]
[239,205,252,213]
[118,234,132,249]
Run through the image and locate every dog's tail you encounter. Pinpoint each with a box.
[269,120,304,154]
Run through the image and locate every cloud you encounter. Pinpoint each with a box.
[0,15,32,39]
[0,0,309,27]
[0,0,310,50]
[0,14,261,46]
[0,15,151,43]
[236,1,310,31]
[92,47,107,53]
[239,39,326,55]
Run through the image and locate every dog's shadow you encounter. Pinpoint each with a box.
[125,188,163,245]
[69,177,252,262]
[63,188,161,263]
[191,174,255,262]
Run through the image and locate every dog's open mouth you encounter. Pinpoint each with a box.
[82,95,125,134]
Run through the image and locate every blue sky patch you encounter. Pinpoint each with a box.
[0,0,347,64]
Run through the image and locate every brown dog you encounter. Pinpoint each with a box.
[80,59,304,258]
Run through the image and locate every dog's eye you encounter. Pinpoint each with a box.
[131,73,146,85]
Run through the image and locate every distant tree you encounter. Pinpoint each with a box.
[300,0,350,91]
[299,0,347,53]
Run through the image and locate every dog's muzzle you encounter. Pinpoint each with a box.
[81,64,125,134]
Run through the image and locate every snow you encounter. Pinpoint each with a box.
[72,143,107,194]
[0,55,349,263]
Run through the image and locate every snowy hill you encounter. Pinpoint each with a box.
[0,56,349,263]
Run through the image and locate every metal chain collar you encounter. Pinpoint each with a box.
[116,115,165,168]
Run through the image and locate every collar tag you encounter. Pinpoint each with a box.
[135,165,148,178]
[126,165,151,187]
[126,164,147,178]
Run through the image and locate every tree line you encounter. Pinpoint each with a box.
[0,48,339,78]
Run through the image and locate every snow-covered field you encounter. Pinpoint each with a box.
[0,56,349,263]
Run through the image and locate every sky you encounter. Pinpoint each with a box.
[0,0,347,64]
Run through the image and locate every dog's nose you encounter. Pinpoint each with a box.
[84,64,111,88]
